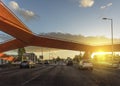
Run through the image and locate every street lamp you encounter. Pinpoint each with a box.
[102,17,114,63]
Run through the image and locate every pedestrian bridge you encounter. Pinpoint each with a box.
[0,1,120,59]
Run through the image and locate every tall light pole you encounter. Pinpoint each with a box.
[102,18,114,63]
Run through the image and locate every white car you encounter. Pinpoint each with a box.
[78,59,93,70]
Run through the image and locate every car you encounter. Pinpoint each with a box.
[111,61,119,68]
[78,59,93,70]
[66,60,73,66]
[20,60,35,68]
[44,60,49,65]
[12,61,21,65]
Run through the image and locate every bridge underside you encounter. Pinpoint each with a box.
[0,1,120,59]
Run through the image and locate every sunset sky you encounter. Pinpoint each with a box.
[1,0,120,59]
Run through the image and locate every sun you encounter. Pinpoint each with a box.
[91,51,105,59]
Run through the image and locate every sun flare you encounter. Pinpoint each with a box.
[91,51,105,59]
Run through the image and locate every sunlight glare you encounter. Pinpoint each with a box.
[91,51,105,59]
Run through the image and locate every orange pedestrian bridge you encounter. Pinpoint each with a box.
[0,1,120,60]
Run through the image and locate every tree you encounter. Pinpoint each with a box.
[56,56,61,62]
[73,53,83,63]
[66,57,72,60]
[18,48,26,61]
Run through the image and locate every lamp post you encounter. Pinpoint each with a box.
[102,18,114,63]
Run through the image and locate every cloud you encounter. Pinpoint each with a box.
[9,1,39,21]
[39,32,120,45]
[100,3,112,10]
[79,0,94,8]
[107,3,112,7]
[100,6,106,9]
[9,1,19,10]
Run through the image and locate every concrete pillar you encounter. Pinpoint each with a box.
[83,51,93,59]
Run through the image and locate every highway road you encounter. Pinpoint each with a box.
[0,64,120,86]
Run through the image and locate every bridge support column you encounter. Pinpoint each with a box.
[83,51,93,59]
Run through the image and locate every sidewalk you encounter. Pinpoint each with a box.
[0,64,19,70]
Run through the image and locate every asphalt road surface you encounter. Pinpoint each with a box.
[0,64,120,86]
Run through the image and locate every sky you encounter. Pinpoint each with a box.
[2,0,120,38]
[1,0,120,59]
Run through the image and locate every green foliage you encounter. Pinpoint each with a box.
[56,56,61,61]
[18,48,26,61]
[73,54,83,63]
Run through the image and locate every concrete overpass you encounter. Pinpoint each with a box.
[0,1,120,59]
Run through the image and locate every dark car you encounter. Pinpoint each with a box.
[20,60,35,68]
[44,60,49,65]
[66,60,73,66]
